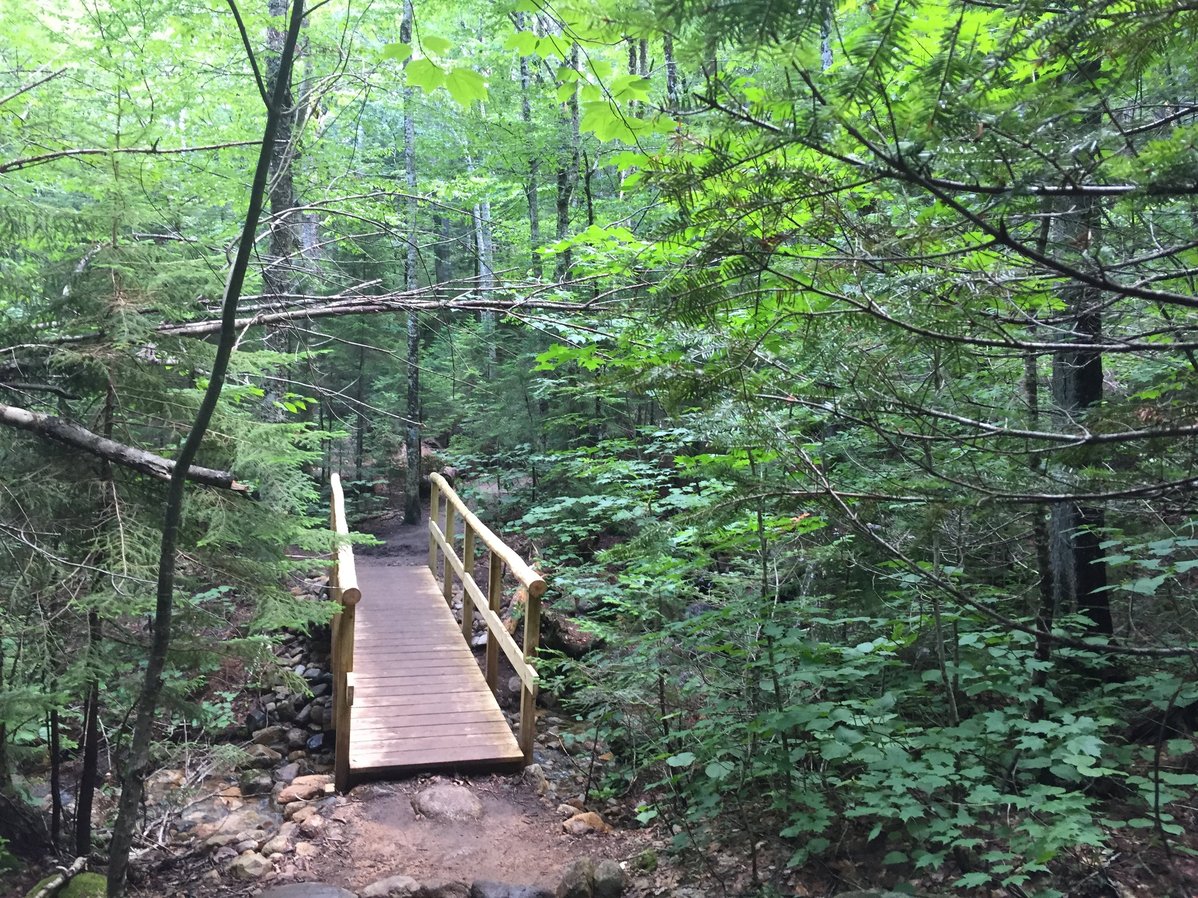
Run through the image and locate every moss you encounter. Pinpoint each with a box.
[26,871,107,898]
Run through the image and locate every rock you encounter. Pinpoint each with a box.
[247,706,270,733]
[299,814,325,837]
[295,842,319,858]
[470,633,488,648]
[295,704,313,726]
[361,873,421,897]
[241,771,275,797]
[562,812,611,835]
[470,884,554,898]
[307,731,327,752]
[310,704,326,727]
[312,682,330,698]
[556,857,594,898]
[411,783,484,822]
[229,850,273,880]
[277,774,331,804]
[555,804,578,817]
[246,744,284,768]
[253,725,289,746]
[275,761,301,783]
[262,822,298,856]
[287,727,309,749]
[256,885,358,898]
[523,764,548,796]
[592,861,625,898]
[414,882,470,898]
[288,804,319,824]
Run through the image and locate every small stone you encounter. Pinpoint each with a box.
[294,842,319,858]
[246,744,283,768]
[411,783,484,822]
[235,838,259,853]
[309,704,326,727]
[556,804,578,817]
[307,732,326,752]
[311,682,330,698]
[299,814,325,837]
[592,860,625,898]
[556,857,594,898]
[253,725,288,746]
[361,873,421,897]
[303,666,323,681]
[286,727,309,749]
[562,812,611,835]
[275,762,301,783]
[288,804,318,824]
[228,850,272,880]
[262,822,298,856]
[277,774,330,804]
[295,704,313,726]
[246,707,269,734]
[523,764,548,796]
[470,633,488,648]
[241,771,275,797]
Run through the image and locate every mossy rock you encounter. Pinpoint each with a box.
[25,871,107,898]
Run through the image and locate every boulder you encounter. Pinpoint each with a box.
[470,884,554,898]
[410,783,484,822]
[414,883,470,898]
[275,761,301,783]
[241,771,275,797]
[555,858,594,898]
[246,744,284,768]
[361,874,421,897]
[256,885,358,898]
[591,861,625,898]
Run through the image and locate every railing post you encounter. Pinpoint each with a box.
[428,478,440,573]
[461,524,476,644]
[518,580,545,764]
[329,473,361,793]
[486,552,502,692]
[442,501,455,605]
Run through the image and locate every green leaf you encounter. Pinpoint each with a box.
[382,42,412,63]
[667,751,696,767]
[421,34,452,54]
[504,32,539,56]
[445,68,488,107]
[705,759,735,780]
[406,57,444,92]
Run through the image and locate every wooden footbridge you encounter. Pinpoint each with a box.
[327,472,546,790]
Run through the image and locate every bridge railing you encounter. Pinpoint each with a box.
[328,472,361,792]
[428,471,546,763]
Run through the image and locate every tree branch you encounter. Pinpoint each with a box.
[0,403,248,493]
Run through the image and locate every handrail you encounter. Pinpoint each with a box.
[428,471,545,763]
[329,473,360,792]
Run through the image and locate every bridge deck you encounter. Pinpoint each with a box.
[348,562,524,778]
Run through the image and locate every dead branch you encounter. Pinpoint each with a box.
[0,403,248,493]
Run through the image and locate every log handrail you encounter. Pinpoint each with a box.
[329,472,360,792]
[428,471,545,763]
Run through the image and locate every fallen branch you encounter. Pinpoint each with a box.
[27,856,87,898]
[0,403,248,493]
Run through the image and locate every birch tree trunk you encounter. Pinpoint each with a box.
[517,13,541,279]
[473,199,496,379]
[401,0,421,526]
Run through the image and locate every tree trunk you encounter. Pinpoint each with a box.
[401,0,421,526]
[554,43,580,282]
[517,16,541,279]
[472,200,496,379]
[105,6,305,893]
[1048,194,1112,638]
[663,33,679,109]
